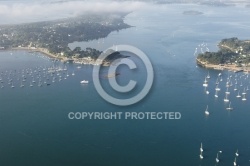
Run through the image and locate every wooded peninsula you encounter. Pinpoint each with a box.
[0,13,131,62]
[197,38,250,72]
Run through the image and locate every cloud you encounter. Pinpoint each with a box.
[0,1,149,24]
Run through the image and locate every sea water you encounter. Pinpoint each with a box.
[1,3,250,166]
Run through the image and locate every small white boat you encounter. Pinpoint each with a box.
[200,143,203,152]
[224,94,229,102]
[20,81,24,88]
[215,84,221,91]
[236,91,241,98]
[206,71,210,79]
[11,82,15,88]
[215,90,218,98]
[216,152,219,163]
[226,102,233,110]
[199,152,203,159]
[242,94,247,101]
[225,87,230,94]
[81,80,89,84]
[203,83,208,87]
[205,105,209,115]
[32,78,36,83]
[216,151,223,163]
[233,157,237,166]
[242,88,247,95]
[234,84,237,91]
[204,77,208,83]
[235,149,239,157]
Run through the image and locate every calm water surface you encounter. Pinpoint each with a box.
[1,4,250,166]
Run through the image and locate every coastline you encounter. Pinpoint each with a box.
[7,47,109,66]
[196,58,249,73]
[10,47,63,60]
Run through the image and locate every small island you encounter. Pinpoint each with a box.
[0,13,131,65]
[183,10,203,15]
[197,37,250,72]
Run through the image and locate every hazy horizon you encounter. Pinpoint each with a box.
[0,0,250,25]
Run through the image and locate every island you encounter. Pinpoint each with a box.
[183,10,203,15]
[0,13,131,65]
[197,38,250,72]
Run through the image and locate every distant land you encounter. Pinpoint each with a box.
[154,0,236,6]
[197,38,250,72]
[0,13,131,64]
[183,10,203,15]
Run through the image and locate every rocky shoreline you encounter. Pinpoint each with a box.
[196,58,249,73]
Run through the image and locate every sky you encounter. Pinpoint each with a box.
[0,0,249,24]
[0,0,150,24]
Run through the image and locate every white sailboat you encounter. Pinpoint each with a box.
[216,151,222,163]
[216,152,219,163]
[242,94,247,101]
[205,87,209,94]
[236,91,241,98]
[215,90,218,98]
[233,157,237,166]
[199,151,203,159]
[225,87,230,94]
[242,88,246,95]
[224,94,229,102]
[206,71,210,79]
[205,105,209,115]
[203,76,208,87]
[234,84,237,91]
[38,80,42,87]
[215,77,219,85]
[11,82,15,88]
[215,84,221,91]
[20,81,24,88]
[235,149,239,157]
[200,143,203,152]
[81,80,89,84]
[226,102,233,110]
[230,81,233,87]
